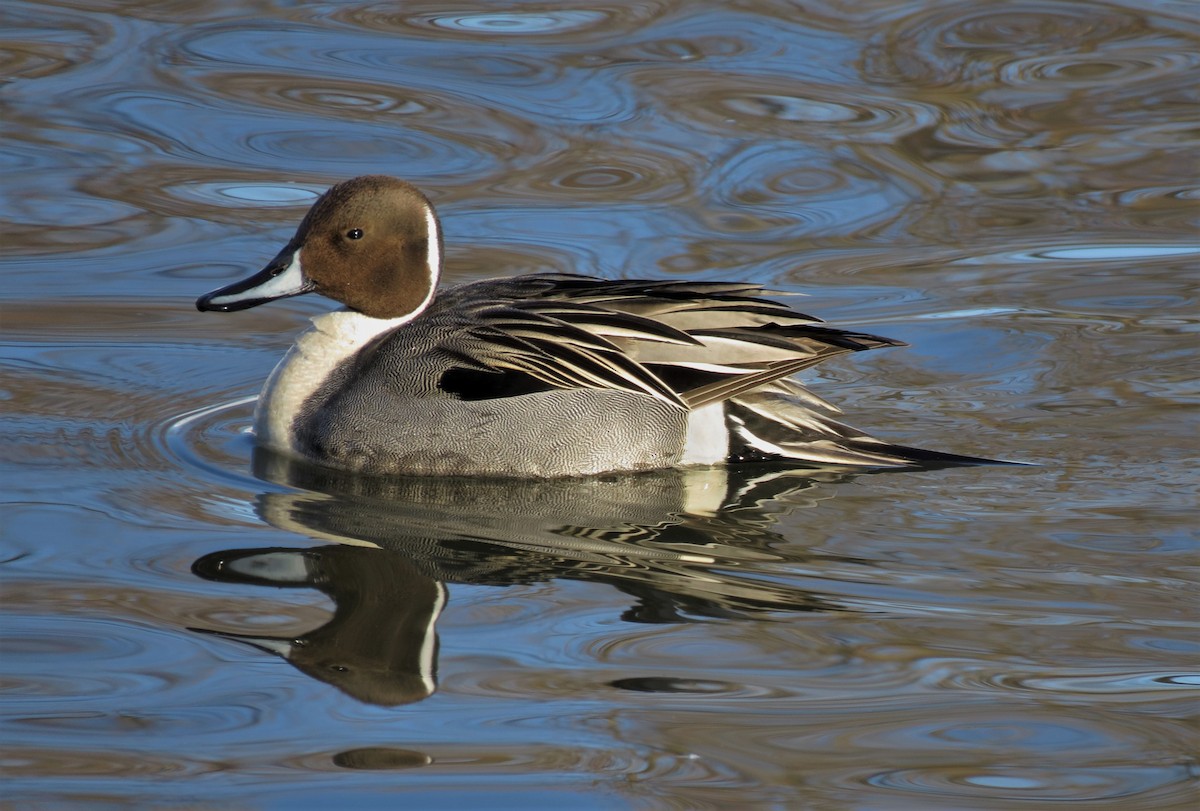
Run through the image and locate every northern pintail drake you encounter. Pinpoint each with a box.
[197,175,998,477]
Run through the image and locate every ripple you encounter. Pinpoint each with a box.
[294,86,418,116]
[173,20,633,125]
[234,32,638,125]
[3,615,146,660]
[865,762,1195,802]
[81,76,499,177]
[9,696,265,741]
[168,180,322,206]
[331,2,661,40]
[895,719,1094,749]
[423,10,609,35]
[161,395,258,487]
[762,166,847,198]
[85,166,329,224]
[701,141,899,236]
[2,615,184,705]
[644,72,937,143]
[1013,671,1200,696]
[487,149,692,203]
[620,34,750,63]
[3,747,211,778]
[952,243,1200,265]
[938,5,1131,51]
[243,129,451,167]
[2,158,148,231]
[0,2,114,82]
[610,677,772,696]
[2,321,269,528]
[559,167,640,190]
[1099,184,1200,208]
[863,2,1145,88]
[724,94,862,124]
[1000,51,1198,89]
[200,72,451,122]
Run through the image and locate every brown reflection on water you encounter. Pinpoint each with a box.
[3,0,1198,807]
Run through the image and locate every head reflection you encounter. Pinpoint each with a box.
[193,545,444,706]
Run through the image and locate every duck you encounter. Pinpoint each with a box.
[197,175,999,477]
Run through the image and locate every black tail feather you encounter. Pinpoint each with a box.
[846,441,1030,470]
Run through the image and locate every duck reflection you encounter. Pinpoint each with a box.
[192,448,867,706]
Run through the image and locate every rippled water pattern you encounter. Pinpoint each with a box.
[3,1,1198,808]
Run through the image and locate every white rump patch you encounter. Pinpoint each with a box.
[680,402,729,465]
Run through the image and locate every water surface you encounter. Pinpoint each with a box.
[2,1,1198,808]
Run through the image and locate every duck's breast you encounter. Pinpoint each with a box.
[254,309,416,455]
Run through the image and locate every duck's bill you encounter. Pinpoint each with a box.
[196,248,315,312]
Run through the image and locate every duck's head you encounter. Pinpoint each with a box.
[196,175,442,320]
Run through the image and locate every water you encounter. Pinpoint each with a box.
[3,1,1198,807]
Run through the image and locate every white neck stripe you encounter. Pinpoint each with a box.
[424,202,441,285]
[402,201,440,321]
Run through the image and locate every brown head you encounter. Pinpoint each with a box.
[196,176,443,319]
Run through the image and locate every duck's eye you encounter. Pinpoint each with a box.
[346,228,363,240]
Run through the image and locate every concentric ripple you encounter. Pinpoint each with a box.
[864,763,1196,803]
[999,52,1198,89]
[161,395,260,490]
[422,10,609,34]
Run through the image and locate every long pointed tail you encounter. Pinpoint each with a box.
[725,396,1026,470]
[838,439,1028,470]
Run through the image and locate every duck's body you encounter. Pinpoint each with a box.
[198,175,998,477]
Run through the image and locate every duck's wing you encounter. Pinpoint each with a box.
[432,274,902,412]
[417,275,1005,469]
[433,276,697,408]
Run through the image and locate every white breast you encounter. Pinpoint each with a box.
[254,309,414,453]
